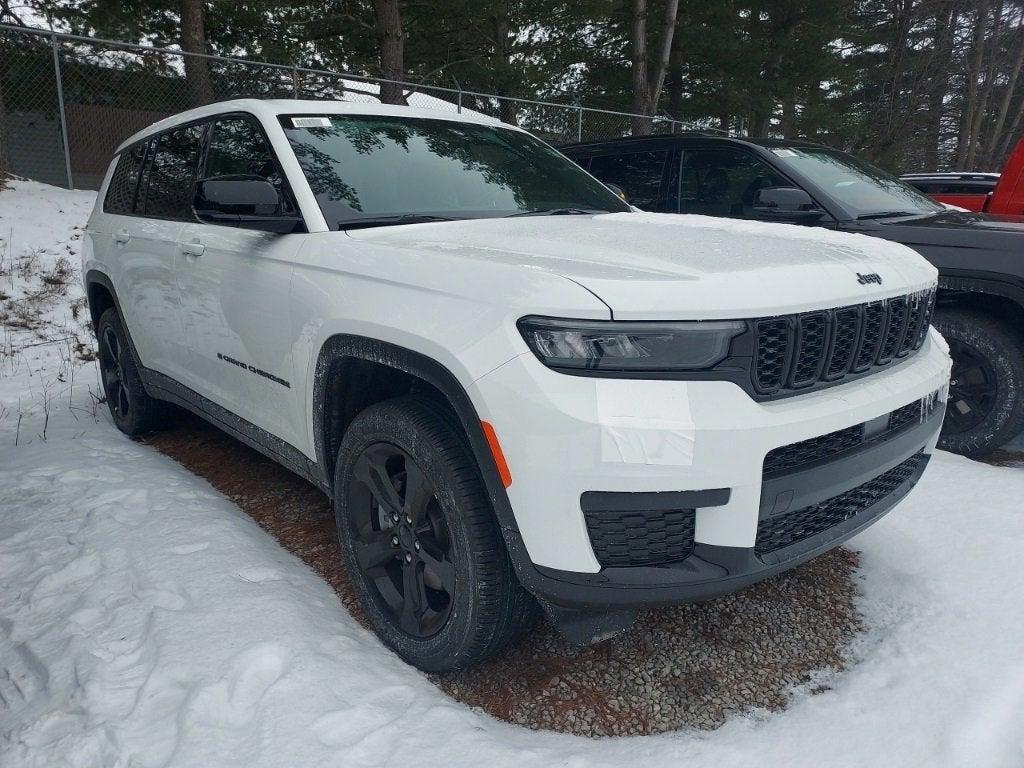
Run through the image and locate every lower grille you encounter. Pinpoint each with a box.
[755,452,925,555]
[584,508,696,568]
[764,423,865,477]
[763,390,941,477]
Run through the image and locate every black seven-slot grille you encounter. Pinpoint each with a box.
[763,390,941,477]
[755,453,925,555]
[584,508,696,568]
[752,289,935,396]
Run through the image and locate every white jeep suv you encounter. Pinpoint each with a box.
[84,99,950,671]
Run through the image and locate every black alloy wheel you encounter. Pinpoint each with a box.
[100,324,131,421]
[944,338,998,435]
[96,308,167,436]
[333,395,536,671]
[934,307,1024,457]
[346,442,456,638]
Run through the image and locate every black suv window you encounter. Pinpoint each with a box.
[677,149,787,218]
[103,142,147,214]
[204,117,294,215]
[587,151,668,210]
[143,125,203,220]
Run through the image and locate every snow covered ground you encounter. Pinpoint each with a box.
[2,179,1024,767]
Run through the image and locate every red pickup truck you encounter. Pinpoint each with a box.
[902,138,1024,214]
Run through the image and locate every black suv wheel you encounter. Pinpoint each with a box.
[934,308,1024,457]
[333,395,535,671]
[96,308,168,436]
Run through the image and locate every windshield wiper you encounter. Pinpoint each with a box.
[338,214,461,230]
[855,210,922,220]
[506,207,608,217]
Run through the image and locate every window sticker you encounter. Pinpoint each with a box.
[291,116,332,128]
[770,148,800,157]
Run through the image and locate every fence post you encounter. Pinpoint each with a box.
[576,105,583,141]
[457,89,462,114]
[292,64,300,97]
[51,33,73,190]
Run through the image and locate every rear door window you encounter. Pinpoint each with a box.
[587,150,668,210]
[143,125,204,220]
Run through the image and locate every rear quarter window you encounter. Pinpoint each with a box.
[103,143,146,214]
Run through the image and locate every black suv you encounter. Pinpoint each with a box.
[561,135,1024,456]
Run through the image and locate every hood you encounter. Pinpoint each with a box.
[346,212,937,319]
[850,211,1024,275]
[880,209,1024,235]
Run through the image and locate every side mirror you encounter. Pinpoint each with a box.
[752,186,825,223]
[605,182,628,202]
[194,176,300,234]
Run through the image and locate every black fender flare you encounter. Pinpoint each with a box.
[938,269,1024,312]
[84,269,121,329]
[311,334,541,589]
[84,269,150,368]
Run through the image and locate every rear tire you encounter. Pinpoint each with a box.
[333,395,534,671]
[96,308,168,436]
[934,308,1024,457]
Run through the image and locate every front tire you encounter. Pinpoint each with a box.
[333,395,534,672]
[96,308,167,436]
[935,308,1024,457]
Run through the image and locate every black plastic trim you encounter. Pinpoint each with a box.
[580,488,730,513]
[140,367,325,490]
[526,440,936,611]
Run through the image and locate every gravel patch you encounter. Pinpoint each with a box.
[147,410,863,737]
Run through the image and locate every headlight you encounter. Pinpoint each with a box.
[517,316,745,372]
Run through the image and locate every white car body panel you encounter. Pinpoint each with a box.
[348,213,936,319]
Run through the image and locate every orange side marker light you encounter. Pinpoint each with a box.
[481,420,512,488]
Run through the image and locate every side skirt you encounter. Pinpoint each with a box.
[139,367,331,494]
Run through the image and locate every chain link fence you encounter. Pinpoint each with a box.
[0,24,716,190]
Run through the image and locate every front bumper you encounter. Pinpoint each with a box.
[470,329,950,611]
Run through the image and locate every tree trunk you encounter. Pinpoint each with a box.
[966,0,1004,167]
[780,96,797,138]
[957,1,991,165]
[630,0,680,135]
[984,9,1024,166]
[491,4,518,125]
[180,0,215,107]
[374,0,406,105]
[996,91,1024,163]
[923,2,957,170]
[630,0,650,134]
[666,23,684,120]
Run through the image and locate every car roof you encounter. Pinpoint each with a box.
[116,97,508,153]
[559,133,827,152]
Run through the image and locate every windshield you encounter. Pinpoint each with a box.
[280,114,629,229]
[769,147,943,218]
